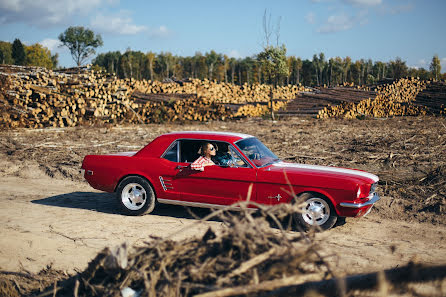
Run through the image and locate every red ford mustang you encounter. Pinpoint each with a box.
[81,131,380,230]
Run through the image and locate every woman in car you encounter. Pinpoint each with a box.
[191,142,216,171]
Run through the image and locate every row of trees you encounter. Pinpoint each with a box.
[93,50,443,86]
[1,23,443,87]
[0,39,58,69]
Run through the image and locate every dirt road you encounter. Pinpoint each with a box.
[1,173,445,276]
[1,117,445,277]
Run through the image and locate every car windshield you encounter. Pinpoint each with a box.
[235,137,280,167]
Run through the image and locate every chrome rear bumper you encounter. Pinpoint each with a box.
[340,193,380,208]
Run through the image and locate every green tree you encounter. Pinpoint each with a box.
[294,57,302,85]
[301,59,313,86]
[241,57,255,85]
[257,45,288,85]
[286,56,294,85]
[351,61,362,85]
[93,51,121,75]
[25,43,53,68]
[228,57,237,84]
[257,45,288,119]
[342,57,351,83]
[12,39,26,65]
[222,55,229,83]
[146,51,156,80]
[157,52,175,78]
[373,61,386,81]
[0,41,13,64]
[51,53,59,69]
[59,26,103,66]
[408,67,431,80]
[430,54,441,80]
[205,50,221,80]
[388,57,408,79]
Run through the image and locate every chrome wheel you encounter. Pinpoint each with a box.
[121,183,147,210]
[302,197,330,226]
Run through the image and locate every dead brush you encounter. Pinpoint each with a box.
[56,200,333,297]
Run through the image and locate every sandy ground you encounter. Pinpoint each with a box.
[0,117,445,278]
[0,173,445,276]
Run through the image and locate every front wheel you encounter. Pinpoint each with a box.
[295,193,337,231]
[116,176,156,216]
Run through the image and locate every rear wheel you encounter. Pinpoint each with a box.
[116,176,156,216]
[295,193,337,231]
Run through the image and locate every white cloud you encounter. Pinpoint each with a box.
[318,13,355,33]
[148,25,172,38]
[91,13,147,35]
[311,0,335,3]
[305,12,316,24]
[378,3,413,15]
[412,58,446,72]
[418,59,427,68]
[343,0,382,6]
[40,38,62,52]
[0,0,103,26]
[228,50,241,59]
[410,59,426,70]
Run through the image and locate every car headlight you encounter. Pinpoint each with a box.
[357,184,373,199]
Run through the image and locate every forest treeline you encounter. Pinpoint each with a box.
[1,38,443,87]
[0,39,58,69]
[92,50,443,87]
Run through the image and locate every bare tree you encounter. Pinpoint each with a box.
[258,9,288,120]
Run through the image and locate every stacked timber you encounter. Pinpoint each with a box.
[277,87,377,117]
[318,78,428,118]
[413,80,446,115]
[232,100,288,118]
[0,65,307,128]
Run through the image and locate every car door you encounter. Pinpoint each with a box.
[156,141,186,201]
[175,141,257,206]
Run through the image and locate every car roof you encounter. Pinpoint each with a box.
[135,131,254,157]
[165,131,253,142]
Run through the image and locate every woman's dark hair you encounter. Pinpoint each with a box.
[198,142,210,156]
[198,142,218,156]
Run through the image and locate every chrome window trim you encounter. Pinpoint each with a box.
[160,140,179,162]
[177,140,181,163]
[162,138,253,168]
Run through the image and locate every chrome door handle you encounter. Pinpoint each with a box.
[175,165,188,170]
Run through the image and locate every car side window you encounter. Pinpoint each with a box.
[229,146,249,168]
[180,140,201,163]
[163,141,178,162]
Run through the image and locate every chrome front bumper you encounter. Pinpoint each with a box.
[340,193,380,208]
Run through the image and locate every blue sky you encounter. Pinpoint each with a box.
[0,0,445,71]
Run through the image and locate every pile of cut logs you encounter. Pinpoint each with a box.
[0,65,306,128]
[318,78,428,118]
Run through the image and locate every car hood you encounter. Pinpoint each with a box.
[269,161,379,184]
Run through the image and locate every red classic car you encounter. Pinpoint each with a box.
[81,131,380,230]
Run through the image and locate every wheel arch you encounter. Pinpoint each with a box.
[115,174,158,199]
[294,189,339,216]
